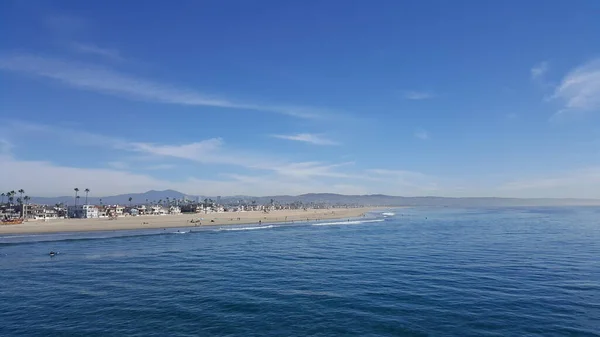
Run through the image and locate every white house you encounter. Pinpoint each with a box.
[68,205,99,218]
[33,208,59,220]
[105,205,125,218]
[149,205,167,215]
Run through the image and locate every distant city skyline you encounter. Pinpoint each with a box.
[2,1,600,197]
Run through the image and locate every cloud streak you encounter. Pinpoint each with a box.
[0,152,379,196]
[402,90,434,100]
[553,59,600,113]
[7,121,353,180]
[72,43,123,61]
[0,53,332,119]
[414,129,429,140]
[270,133,340,146]
[531,61,549,80]
[4,121,452,196]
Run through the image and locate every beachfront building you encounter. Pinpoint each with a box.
[168,206,181,215]
[105,205,125,218]
[97,206,108,218]
[68,204,99,218]
[148,205,167,215]
[181,204,202,213]
[0,205,19,220]
[137,205,148,215]
[29,206,59,220]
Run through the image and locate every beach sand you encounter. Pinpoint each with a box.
[0,208,379,235]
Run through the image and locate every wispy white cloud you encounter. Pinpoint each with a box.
[6,121,352,180]
[145,164,176,170]
[271,161,358,179]
[6,145,600,197]
[10,123,600,197]
[0,150,380,196]
[23,122,598,197]
[0,139,13,155]
[270,133,340,146]
[72,43,123,61]
[0,53,333,119]
[107,161,129,170]
[402,90,434,100]
[128,139,225,162]
[0,153,171,197]
[414,129,429,140]
[531,61,549,80]
[553,59,600,113]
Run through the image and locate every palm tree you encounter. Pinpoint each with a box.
[84,188,90,205]
[18,189,25,203]
[74,188,79,206]
[16,197,22,217]
[128,197,133,206]
[8,191,15,205]
[158,199,162,206]
[145,198,149,205]
[99,198,103,206]
[1,192,5,204]
[23,196,30,218]
[166,197,170,206]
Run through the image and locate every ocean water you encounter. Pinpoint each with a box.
[1,207,599,336]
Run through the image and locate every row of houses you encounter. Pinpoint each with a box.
[67,204,182,218]
[1,203,183,220]
[2,199,353,221]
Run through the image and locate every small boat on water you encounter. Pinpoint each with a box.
[1,218,24,225]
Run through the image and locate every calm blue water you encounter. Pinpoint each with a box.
[1,208,599,336]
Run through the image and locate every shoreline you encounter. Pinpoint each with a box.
[0,208,383,235]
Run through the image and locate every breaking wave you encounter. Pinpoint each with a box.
[215,225,276,232]
[312,219,385,226]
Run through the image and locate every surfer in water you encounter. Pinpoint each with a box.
[49,251,57,257]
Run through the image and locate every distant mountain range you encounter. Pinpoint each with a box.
[28,190,600,207]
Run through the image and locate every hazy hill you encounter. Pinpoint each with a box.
[27,190,600,207]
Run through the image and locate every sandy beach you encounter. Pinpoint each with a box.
[0,208,379,235]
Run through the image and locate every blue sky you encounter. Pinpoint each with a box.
[2,0,600,197]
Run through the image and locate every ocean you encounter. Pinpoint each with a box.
[1,207,599,336]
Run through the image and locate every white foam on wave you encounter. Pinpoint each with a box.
[382,212,395,216]
[216,225,275,232]
[0,235,39,239]
[312,219,385,226]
